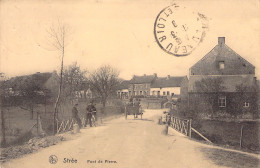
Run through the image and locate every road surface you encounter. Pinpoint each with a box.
[2,109,260,168]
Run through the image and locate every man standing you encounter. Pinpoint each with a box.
[72,103,82,128]
[85,100,96,127]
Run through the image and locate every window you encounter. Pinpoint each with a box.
[157,91,160,96]
[167,91,170,95]
[243,102,250,107]
[140,91,142,95]
[218,96,226,107]
[219,61,225,69]
[163,91,166,95]
[171,93,175,97]
[152,91,155,95]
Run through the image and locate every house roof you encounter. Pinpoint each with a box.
[190,38,255,75]
[118,80,130,90]
[129,75,156,84]
[189,75,256,92]
[151,76,185,88]
[6,72,53,89]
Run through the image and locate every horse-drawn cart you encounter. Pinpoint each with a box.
[125,104,143,119]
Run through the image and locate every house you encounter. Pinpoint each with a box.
[117,80,130,99]
[187,37,258,118]
[117,74,187,100]
[2,71,59,105]
[150,75,186,99]
[74,82,93,99]
[128,73,157,97]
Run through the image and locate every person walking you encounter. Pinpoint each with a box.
[85,100,96,127]
[72,103,82,128]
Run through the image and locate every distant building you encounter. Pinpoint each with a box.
[4,71,59,97]
[150,75,185,100]
[1,71,60,106]
[128,73,157,97]
[74,82,93,99]
[187,37,258,118]
[117,80,131,99]
[117,74,187,100]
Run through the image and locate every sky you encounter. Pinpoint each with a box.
[0,0,259,80]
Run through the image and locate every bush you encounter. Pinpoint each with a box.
[208,134,223,143]
[11,131,34,146]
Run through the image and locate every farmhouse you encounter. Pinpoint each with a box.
[187,37,258,119]
[3,71,59,96]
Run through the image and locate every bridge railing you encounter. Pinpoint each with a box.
[168,116,212,143]
[56,117,86,134]
[170,116,191,137]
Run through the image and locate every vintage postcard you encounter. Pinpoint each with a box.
[0,0,260,168]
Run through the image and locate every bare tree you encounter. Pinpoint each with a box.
[62,62,87,100]
[45,21,72,134]
[88,65,120,112]
[0,73,7,147]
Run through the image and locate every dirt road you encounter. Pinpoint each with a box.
[2,109,260,168]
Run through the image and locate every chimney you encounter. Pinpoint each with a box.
[154,73,157,78]
[218,37,225,46]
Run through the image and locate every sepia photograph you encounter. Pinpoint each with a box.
[0,0,260,167]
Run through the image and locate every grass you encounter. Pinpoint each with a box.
[0,100,124,146]
[192,119,260,152]
[200,147,260,168]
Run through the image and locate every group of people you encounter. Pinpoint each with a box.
[71,100,97,128]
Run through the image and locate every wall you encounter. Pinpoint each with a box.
[128,83,151,96]
[188,92,258,119]
[140,98,167,109]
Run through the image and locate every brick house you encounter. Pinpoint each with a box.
[187,37,258,119]
[128,74,157,97]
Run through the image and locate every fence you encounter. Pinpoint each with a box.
[56,117,86,134]
[170,116,191,136]
[168,116,212,143]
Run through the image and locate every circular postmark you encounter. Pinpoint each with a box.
[154,3,209,56]
[49,155,58,164]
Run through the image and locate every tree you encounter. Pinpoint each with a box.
[0,73,7,147]
[62,62,87,100]
[194,77,226,117]
[45,21,71,134]
[19,80,41,119]
[88,65,120,112]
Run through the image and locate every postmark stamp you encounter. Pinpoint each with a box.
[154,3,209,56]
